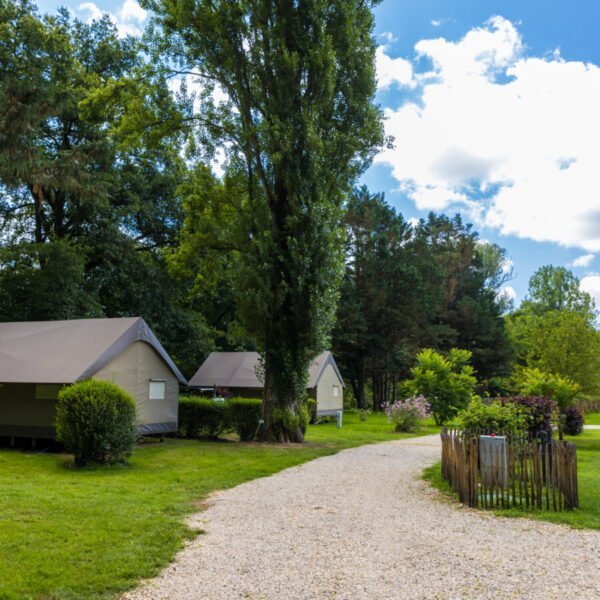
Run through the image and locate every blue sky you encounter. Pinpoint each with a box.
[36,0,600,307]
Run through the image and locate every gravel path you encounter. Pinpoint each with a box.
[124,435,600,600]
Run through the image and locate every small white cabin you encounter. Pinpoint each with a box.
[189,351,344,416]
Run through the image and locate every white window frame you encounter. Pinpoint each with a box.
[149,379,166,400]
[332,385,340,397]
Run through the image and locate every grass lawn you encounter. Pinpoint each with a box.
[0,412,438,600]
[585,411,600,425]
[423,427,600,530]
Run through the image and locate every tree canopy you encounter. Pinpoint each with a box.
[145,0,384,441]
[3,0,579,442]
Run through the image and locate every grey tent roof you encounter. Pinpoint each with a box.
[0,317,186,384]
[188,351,344,389]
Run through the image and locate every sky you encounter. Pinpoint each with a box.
[35,0,600,307]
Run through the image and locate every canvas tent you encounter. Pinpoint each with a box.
[0,317,186,438]
[188,351,344,416]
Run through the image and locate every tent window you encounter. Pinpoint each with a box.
[35,384,62,400]
[332,385,339,397]
[149,380,166,400]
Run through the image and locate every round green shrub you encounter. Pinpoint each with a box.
[56,380,137,466]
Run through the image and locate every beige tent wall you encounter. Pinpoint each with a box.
[0,383,58,437]
[93,341,178,434]
[315,363,343,415]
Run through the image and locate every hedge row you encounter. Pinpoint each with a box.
[178,397,262,441]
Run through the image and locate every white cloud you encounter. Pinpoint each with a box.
[580,275,600,307]
[569,254,595,268]
[431,19,442,28]
[378,32,397,44]
[501,257,514,274]
[78,2,102,21]
[78,0,147,37]
[376,47,414,90]
[119,0,147,23]
[499,285,517,301]
[375,16,600,252]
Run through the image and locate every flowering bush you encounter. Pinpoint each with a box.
[385,395,430,432]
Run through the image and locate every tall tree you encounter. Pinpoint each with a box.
[507,265,600,395]
[0,1,211,376]
[332,188,437,409]
[523,265,595,317]
[507,309,600,395]
[414,214,513,382]
[147,0,384,441]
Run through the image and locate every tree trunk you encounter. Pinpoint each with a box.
[259,357,305,443]
[357,367,366,410]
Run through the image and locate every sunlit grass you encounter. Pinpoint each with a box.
[584,411,600,425]
[0,410,438,600]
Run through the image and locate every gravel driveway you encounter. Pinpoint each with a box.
[124,435,599,600]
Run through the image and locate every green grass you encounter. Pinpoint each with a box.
[423,428,600,530]
[585,411,600,425]
[0,411,438,600]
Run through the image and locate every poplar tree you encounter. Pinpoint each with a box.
[147,0,384,441]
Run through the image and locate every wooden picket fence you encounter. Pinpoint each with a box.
[440,429,578,511]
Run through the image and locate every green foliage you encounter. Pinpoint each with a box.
[563,405,584,436]
[333,203,513,410]
[55,380,137,466]
[404,348,478,425]
[358,408,371,422]
[523,265,596,318]
[0,241,102,321]
[270,406,310,441]
[333,188,437,409]
[415,215,513,383]
[515,367,580,411]
[457,398,527,438]
[306,398,318,424]
[507,308,600,396]
[501,396,558,440]
[0,1,213,378]
[227,398,262,442]
[147,0,384,441]
[476,241,514,306]
[177,397,229,439]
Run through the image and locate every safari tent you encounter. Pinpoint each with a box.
[188,351,344,416]
[0,317,186,439]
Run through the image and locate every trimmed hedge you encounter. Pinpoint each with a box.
[178,397,263,441]
[56,380,137,467]
[178,398,229,439]
[228,398,262,441]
